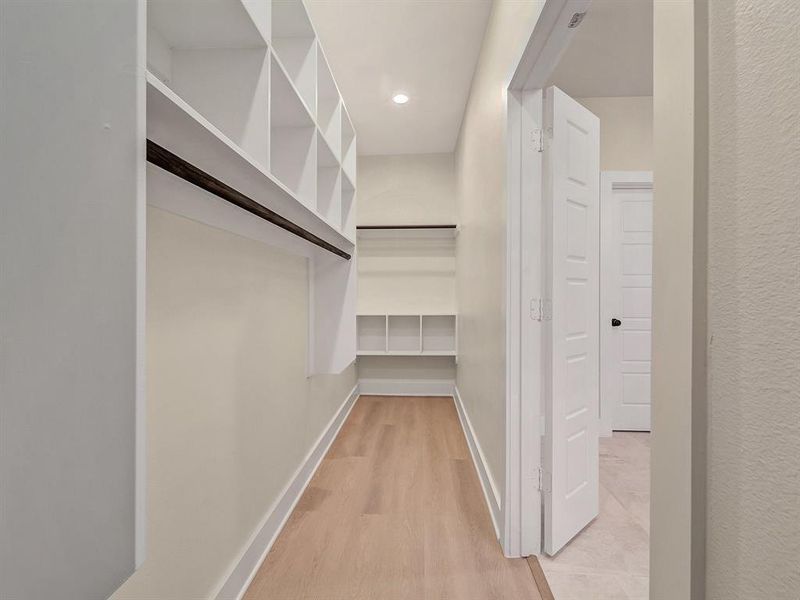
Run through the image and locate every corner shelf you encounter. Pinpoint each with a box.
[356,314,458,357]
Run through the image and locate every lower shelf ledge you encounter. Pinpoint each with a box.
[356,351,457,357]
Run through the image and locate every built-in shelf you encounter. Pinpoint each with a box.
[147,0,270,168]
[341,171,356,238]
[270,54,317,209]
[341,108,357,183]
[271,0,317,116]
[146,0,357,374]
[316,131,341,225]
[146,72,353,248]
[148,0,268,55]
[356,224,459,239]
[356,314,458,356]
[317,47,342,161]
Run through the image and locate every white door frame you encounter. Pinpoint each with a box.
[504,0,591,558]
[599,171,654,436]
[505,7,706,599]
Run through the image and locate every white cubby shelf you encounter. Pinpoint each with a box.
[356,314,458,357]
[146,0,357,375]
[146,0,356,249]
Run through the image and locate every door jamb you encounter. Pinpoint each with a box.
[504,0,590,558]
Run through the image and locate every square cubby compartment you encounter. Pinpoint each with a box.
[271,0,316,116]
[341,109,356,183]
[388,315,421,353]
[317,48,341,159]
[317,132,341,225]
[357,316,386,353]
[341,171,355,237]
[270,55,316,208]
[148,0,269,167]
[422,315,456,353]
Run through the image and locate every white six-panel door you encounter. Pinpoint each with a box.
[600,172,654,433]
[542,87,601,555]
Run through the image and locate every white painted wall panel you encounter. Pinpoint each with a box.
[0,1,143,597]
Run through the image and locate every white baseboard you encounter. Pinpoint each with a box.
[452,386,502,539]
[358,378,455,397]
[213,383,361,600]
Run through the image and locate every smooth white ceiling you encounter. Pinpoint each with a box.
[547,0,653,98]
[307,0,492,156]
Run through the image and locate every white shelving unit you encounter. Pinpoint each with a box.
[356,314,458,356]
[146,0,357,374]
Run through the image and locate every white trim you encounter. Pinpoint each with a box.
[213,383,361,600]
[357,378,455,397]
[453,387,502,541]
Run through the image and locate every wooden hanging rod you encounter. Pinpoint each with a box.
[147,140,352,260]
[356,224,457,230]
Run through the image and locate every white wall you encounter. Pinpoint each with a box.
[705,0,800,597]
[454,0,545,519]
[576,96,653,171]
[112,207,356,599]
[358,356,456,382]
[357,154,456,315]
[0,2,142,598]
[357,153,456,225]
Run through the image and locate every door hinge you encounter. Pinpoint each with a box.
[532,129,544,153]
[529,298,552,321]
[537,468,551,493]
[530,298,542,321]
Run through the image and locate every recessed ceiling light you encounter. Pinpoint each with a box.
[392,93,409,105]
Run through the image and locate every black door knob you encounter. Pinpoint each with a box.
[611,318,622,327]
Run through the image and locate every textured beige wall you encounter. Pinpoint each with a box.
[705,0,800,597]
[454,0,545,511]
[576,96,653,171]
[357,153,456,225]
[112,208,356,599]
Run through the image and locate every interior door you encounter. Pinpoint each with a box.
[542,86,600,555]
[600,173,654,433]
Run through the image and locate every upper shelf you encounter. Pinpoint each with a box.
[146,0,357,256]
[146,71,355,250]
[148,0,268,51]
[356,225,459,240]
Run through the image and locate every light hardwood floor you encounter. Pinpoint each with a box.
[244,395,543,600]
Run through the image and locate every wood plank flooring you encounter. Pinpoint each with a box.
[244,395,543,600]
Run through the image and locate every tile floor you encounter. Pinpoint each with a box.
[538,432,651,600]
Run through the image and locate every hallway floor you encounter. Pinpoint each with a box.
[533,432,651,600]
[244,395,543,600]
